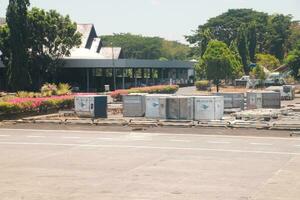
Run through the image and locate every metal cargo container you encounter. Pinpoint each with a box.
[266,85,295,100]
[145,94,171,119]
[247,91,281,109]
[262,92,281,108]
[75,95,107,118]
[214,93,244,110]
[166,96,194,120]
[123,94,147,117]
[194,96,224,121]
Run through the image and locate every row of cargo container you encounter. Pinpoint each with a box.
[215,91,281,110]
[123,94,224,120]
[73,90,282,119]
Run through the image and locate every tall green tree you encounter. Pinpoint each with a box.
[1,7,82,90]
[186,9,269,47]
[286,41,300,78]
[248,22,257,63]
[6,0,31,91]
[27,8,82,89]
[288,21,300,51]
[267,14,292,61]
[202,40,243,92]
[237,24,250,74]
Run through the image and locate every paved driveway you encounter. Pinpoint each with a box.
[0,128,300,199]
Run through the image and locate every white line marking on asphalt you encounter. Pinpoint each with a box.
[294,145,300,147]
[130,138,152,141]
[62,137,81,139]
[0,135,10,137]
[27,136,46,138]
[250,143,273,146]
[171,139,191,143]
[1,128,299,141]
[96,137,115,140]
[0,141,299,156]
[207,141,231,144]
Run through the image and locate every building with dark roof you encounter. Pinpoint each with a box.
[0,23,195,91]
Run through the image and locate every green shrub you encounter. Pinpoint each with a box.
[16,91,42,98]
[41,83,58,97]
[0,98,74,114]
[195,80,211,91]
[56,83,71,96]
[39,98,74,112]
[0,102,19,114]
[110,85,179,101]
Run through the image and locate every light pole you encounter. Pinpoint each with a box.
[111,42,116,91]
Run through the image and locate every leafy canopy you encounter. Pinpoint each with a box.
[201,40,243,83]
[0,6,81,90]
[101,33,190,60]
[186,9,294,62]
[285,41,300,78]
[256,53,280,71]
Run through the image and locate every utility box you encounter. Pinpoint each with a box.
[123,93,147,117]
[145,94,171,119]
[266,85,295,100]
[247,91,281,109]
[166,96,194,120]
[75,95,107,118]
[214,92,245,110]
[194,96,224,121]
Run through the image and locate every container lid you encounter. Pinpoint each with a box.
[75,95,107,97]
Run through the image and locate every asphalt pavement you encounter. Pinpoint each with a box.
[0,128,300,200]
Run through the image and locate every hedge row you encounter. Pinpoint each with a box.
[0,97,74,115]
[110,85,179,101]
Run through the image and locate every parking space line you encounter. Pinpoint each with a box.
[250,143,273,146]
[96,137,115,140]
[0,135,10,137]
[27,136,46,138]
[171,139,191,143]
[62,137,81,139]
[207,141,231,144]
[0,141,299,155]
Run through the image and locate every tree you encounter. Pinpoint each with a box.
[186,9,269,48]
[5,0,31,91]
[1,7,81,90]
[202,40,243,92]
[287,21,300,52]
[267,14,292,61]
[256,53,280,71]
[250,64,266,80]
[248,22,257,63]
[101,33,190,60]
[160,40,190,60]
[237,24,250,74]
[27,8,82,89]
[286,41,300,78]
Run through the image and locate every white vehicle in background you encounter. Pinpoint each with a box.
[265,72,285,86]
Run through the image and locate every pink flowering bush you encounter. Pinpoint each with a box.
[0,95,75,114]
[110,85,179,101]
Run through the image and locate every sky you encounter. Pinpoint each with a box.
[0,0,299,43]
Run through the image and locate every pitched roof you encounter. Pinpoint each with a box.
[76,24,97,48]
[67,48,106,59]
[99,47,123,59]
[90,38,102,53]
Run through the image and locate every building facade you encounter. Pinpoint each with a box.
[0,23,195,91]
